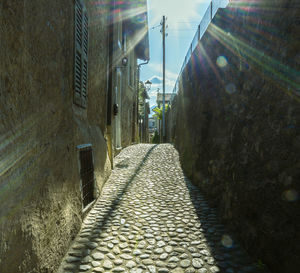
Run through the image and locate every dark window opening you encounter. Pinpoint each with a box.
[79,146,95,208]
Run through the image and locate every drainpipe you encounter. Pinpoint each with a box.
[106,4,115,169]
[137,60,149,142]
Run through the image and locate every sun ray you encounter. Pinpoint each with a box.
[0,103,71,221]
[193,43,225,88]
[207,23,299,100]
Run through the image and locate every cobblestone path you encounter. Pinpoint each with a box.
[58,144,265,273]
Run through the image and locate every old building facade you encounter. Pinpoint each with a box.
[0,0,149,272]
[107,0,149,156]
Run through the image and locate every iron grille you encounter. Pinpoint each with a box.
[79,147,95,208]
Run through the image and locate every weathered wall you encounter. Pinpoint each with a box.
[120,37,138,148]
[166,95,178,144]
[0,1,111,272]
[121,48,137,147]
[121,86,135,147]
[171,0,300,272]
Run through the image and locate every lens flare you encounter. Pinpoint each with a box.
[198,44,225,87]
[221,234,233,248]
[216,56,228,67]
[225,83,236,94]
[283,189,298,202]
[208,23,299,100]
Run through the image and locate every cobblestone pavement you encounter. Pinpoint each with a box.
[58,144,266,273]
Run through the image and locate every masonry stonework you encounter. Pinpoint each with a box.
[170,1,300,272]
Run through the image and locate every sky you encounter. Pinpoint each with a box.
[140,0,214,109]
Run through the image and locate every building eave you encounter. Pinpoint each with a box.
[123,0,150,60]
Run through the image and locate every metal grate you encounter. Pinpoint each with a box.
[79,147,95,208]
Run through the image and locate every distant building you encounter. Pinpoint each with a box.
[111,0,150,152]
[138,82,150,142]
[153,93,175,140]
[156,92,176,108]
[149,117,156,133]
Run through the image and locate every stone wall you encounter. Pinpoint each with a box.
[0,1,111,272]
[171,0,300,272]
[166,95,178,144]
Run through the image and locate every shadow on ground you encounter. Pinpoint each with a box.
[185,176,271,273]
[59,145,158,273]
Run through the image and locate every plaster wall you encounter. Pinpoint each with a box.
[121,48,138,147]
[0,1,111,272]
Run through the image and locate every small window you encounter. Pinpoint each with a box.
[78,144,95,208]
[74,0,89,108]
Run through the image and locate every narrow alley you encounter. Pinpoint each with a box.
[58,144,264,273]
[1,0,299,272]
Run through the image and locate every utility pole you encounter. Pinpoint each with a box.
[161,15,166,143]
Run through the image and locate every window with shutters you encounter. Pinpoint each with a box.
[74,0,89,108]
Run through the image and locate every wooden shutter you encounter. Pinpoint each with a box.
[74,0,88,108]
